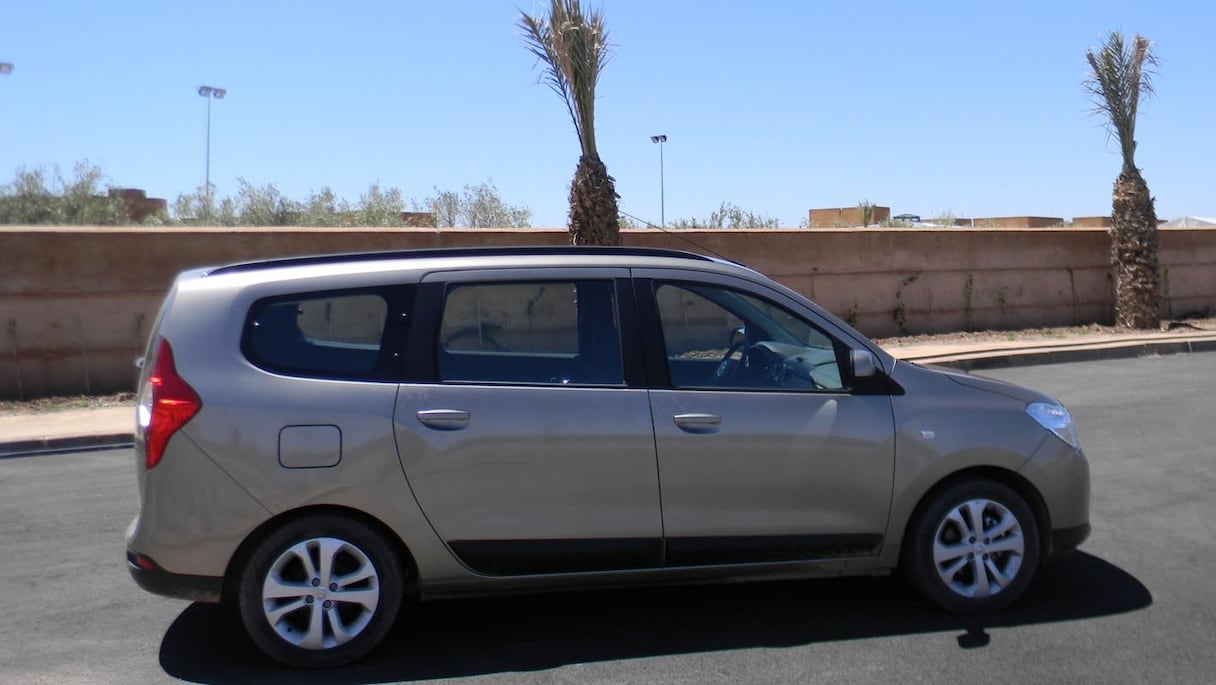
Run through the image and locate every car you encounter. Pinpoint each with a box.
[125,245,1090,668]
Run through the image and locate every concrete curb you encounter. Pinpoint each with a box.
[900,337,1216,371]
[0,434,134,460]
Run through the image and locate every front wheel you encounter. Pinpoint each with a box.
[237,515,404,668]
[904,479,1040,613]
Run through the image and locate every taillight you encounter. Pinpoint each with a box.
[137,338,201,470]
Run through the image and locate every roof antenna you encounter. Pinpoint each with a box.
[618,209,742,265]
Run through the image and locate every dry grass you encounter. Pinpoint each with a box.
[0,391,135,417]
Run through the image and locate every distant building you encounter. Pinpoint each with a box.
[808,205,891,227]
[1071,216,1110,228]
[1161,216,1216,228]
[109,188,168,223]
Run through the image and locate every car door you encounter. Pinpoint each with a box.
[633,270,896,566]
[392,268,663,575]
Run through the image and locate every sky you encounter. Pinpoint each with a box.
[1,0,1213,227]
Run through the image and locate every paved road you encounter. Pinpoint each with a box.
[2,353,1214,684]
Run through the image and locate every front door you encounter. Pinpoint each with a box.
[639,276,896,566]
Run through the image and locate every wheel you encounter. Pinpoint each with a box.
[237,514,404,668]
[904,479,1040,613]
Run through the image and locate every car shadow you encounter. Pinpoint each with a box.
[160,551,1149,684]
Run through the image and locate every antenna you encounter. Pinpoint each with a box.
[618,209,740,263]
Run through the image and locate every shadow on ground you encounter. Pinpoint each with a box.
[160,551,1149,684]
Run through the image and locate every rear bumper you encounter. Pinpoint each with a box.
[1049,523,1091,558]
[127,550,223,603]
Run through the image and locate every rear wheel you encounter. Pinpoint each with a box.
[237,515,403,668]
[904,479,1040,613]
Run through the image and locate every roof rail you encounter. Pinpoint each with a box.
[208,245,714,275]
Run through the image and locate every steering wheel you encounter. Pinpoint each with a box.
[729,341,797,389]
[713,335,746,384]
[744,343,788,387]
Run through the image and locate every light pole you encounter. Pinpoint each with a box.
[197,85,226,218]
[650,134,667,227]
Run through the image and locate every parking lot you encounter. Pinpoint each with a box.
[2,353,1214,684]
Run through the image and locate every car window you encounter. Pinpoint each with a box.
[245,291,388,378]
[438,280,623,385]
[654,282,843,391]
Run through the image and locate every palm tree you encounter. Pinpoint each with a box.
[1085,31,1161,329]
[519,0,620,245]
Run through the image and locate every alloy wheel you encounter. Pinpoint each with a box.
[260,537,381,650]
[932,498,1025,599]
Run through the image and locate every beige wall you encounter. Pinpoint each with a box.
[2,226,1214,399]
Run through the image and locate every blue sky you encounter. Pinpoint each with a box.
[1,1,1212,226]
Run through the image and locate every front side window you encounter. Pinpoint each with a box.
[438,281,623,385]
[245,291,389,379]
[655,282,844,391]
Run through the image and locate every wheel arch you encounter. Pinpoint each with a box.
[896,466,1051,564]
[220,504,420,606]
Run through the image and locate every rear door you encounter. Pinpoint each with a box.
[392,268,663,575]
[633,270,896,566]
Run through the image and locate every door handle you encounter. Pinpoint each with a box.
[416,409,471,430]
[673,413,721,433]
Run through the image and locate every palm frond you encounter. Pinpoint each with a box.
[518,0,613,158]
[1085,31,1158,171]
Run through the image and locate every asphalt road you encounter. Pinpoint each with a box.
[1,352,1214,684]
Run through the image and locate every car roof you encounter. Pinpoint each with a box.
[168,247,769,305]
[207,245,722,276]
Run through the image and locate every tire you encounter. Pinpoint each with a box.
[237,514,404,668]
[904,479,1040,613]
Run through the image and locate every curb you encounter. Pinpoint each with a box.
[0,433,135,460]
[901,337,1216,371]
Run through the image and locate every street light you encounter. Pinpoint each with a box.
[0,63,13,76]
[650,134,667,227]
[198,85,227,218]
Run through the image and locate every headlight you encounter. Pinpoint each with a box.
[1026,402,1079,449]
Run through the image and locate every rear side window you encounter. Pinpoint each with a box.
[438,281,623,385]
[244,291,390,380]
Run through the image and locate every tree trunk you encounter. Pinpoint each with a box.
[568,156,621,246]
[1110,168,1161,329]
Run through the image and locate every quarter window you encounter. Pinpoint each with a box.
[245,291,389,379]
[438,281,623,385]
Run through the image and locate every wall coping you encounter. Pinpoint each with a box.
[9,225,1216,235]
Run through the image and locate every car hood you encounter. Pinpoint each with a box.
[906,362,1053,405]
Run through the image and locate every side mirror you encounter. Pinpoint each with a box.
[851,349,878,378]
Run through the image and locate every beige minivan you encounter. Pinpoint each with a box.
[126,246,1090,668]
